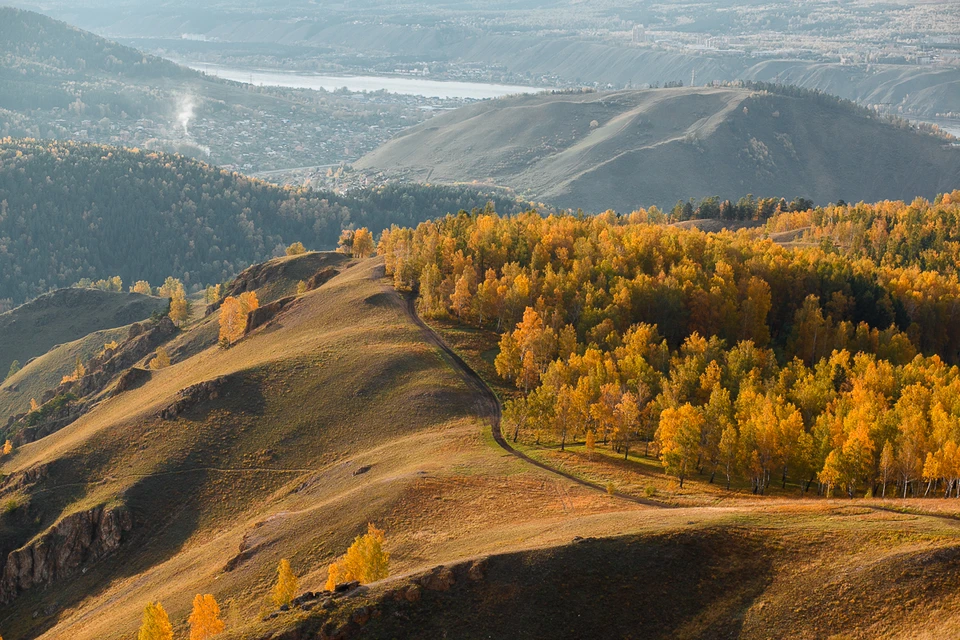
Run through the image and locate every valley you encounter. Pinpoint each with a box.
[2,2,960,638]
[0,8,474,173]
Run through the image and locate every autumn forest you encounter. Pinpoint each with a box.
[381,192,960,499]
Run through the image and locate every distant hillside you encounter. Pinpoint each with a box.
[0,7,195,115]
[0,139,527,304]
[0,7,188,81]
[0,323,136,421]
[0,288,165,384]
[357,86,960,212]
[0,8,438,171]
[58,9,960,118]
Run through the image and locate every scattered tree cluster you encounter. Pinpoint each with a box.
[149,347,171,370]
[285,242,307,256]
[669,194,814,223]
[381,200,960,497]
[158,276,189,326]
[60,356,86,384]
[73,275,123,292]
[337,227,376,258]
[326,523,390,590]
[137,594,224,640]
[218,291,259,346]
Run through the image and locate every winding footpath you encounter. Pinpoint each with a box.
[402,295,661,508]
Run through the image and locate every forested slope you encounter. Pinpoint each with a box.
[0,139,525,304]
[381,191,960,498]
[0,7,188,83]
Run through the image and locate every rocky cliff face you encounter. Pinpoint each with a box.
[0,504,132,603]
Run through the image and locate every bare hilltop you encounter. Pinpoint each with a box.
[357,86,960,211]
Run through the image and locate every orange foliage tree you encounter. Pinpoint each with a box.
[188,593,225,640]
[325,524,390,590]
[218,292,259,346]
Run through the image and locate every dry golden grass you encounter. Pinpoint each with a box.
[5,254,960,639]
[0,255,636,638]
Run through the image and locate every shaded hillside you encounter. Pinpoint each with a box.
[0,323,136,422]
[357,86,960,212]
[742,60,960,119]
[0,138,526,304]
[252,518,960,640]
[0,288,165,385]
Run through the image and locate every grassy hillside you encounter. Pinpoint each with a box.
[0,138,526,304]
[357,86,960,211]
[0,288,165,387]
[248,509,960,639]
[0,323,136,423]
[4,251,960,638]
[0,252,621,638]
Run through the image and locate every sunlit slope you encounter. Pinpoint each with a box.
[0,254,628,639]
[5,252,960,639]
[357,86,960,211]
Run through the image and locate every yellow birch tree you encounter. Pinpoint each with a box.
[272,559,298,607]
[138,602,173,640]
[188,593,225,640]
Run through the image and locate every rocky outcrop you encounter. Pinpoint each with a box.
[246,296,296,334]
[0,464,49,496]
[67,317,177,398]
[15,394,82,444]
[418,565,456,591]
[159,376,229,420]
[112,367,151,396]
[0,504,132,603]
[8,317,177,444]
[306,266,340,291]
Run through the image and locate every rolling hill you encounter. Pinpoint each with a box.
[356,85,960,212]
[2,250,960,639]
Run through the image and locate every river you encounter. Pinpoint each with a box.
[185,63,542,100]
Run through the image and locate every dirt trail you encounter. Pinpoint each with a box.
[400,293,660,508]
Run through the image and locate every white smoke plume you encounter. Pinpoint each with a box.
[177,95,196,136]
